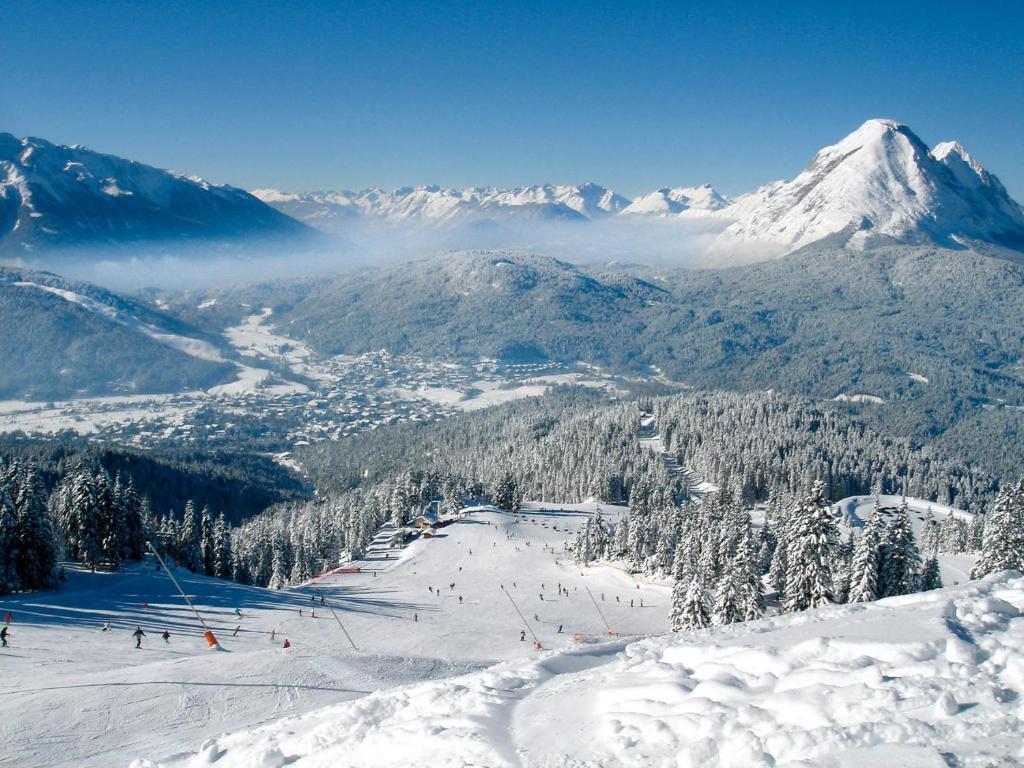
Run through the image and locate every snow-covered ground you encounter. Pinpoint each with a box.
[140,571,1024,768]
[1,503,669,768]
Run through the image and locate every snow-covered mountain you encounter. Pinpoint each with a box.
[0,265,236,398]
[251,182,633,231]
[713,119,1024,255]
[620,184,729,216]
[0,133,311,253]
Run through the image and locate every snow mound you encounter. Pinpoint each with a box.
[147,572,1024,767]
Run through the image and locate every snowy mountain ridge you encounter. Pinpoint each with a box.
[712,119,1024,256]
[250,182,641,229]
[0,133,310,253]
[254,119,1024,258]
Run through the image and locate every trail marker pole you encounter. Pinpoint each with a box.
[327,603,359,651]
[503,588,541,647]
[147,542,221,648]
[585,585,615,637]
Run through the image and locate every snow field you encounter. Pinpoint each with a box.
[1,503,669,767]
[144,571,1024,768]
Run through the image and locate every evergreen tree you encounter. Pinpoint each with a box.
[214,512,233,579]
[783,481,837,612]
[178,501,203,573]
[0,483,20,594]
[921,555,943,591]
[711,568,742,626]
[971,479,1024,578]
[848,508,884,603]
[492,471,522,511]
[672,573,711,631]
[13,465,58,591]
[879,499,921,597]
[200,507,216,576]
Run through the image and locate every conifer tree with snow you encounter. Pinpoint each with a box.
[12,464,58,591]
[735,531,764,620]
[492,471,522,512]
[848,506,884,603]
[711,567,743,626]
[214,512,233,579]
[783,481,837,612]
[879,499,922,597]
[0,482,20,594]
[672,571,711,631]
[971,478,1024,578]
[177,500,204,573]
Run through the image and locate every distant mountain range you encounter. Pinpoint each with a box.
[252,119,1024,258]
[0,133,311,255]
[250,182,730,230]
[2,120,1022,260]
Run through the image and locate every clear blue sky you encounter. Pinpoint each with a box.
[3,1,1022,199]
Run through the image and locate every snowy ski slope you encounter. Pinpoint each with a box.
[1,503,668,768]
[142,572,1024,768]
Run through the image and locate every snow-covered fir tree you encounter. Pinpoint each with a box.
[783,481,837,612]
[972,478,1024,578]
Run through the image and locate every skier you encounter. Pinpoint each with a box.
[1,626,8,647]
[558,625,563,633]
[271,629,276,641]
[311,610,316,618]
[320,595,325,605]
[311,595,316,602]
[283,638,291,649]
[520,630,526,642]
[458,595,463,604]
[299,608,303,617]
[539,594,544,600]
[133,627,146,649]
[162,630,171,644]
[232,625,241,636]
[414,613,418,623]
[234,607,242,618]
[630,599,634,608]
[101,621,110,631]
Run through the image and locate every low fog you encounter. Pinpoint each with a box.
[8,214,735,293]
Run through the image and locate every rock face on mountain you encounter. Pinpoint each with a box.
[712,119,1024,255]
[0,133,310,254]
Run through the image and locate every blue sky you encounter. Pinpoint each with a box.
[3,1,1022,199]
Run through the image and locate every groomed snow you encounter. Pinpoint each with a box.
[2,503,668,768]
[141,571,1024,768]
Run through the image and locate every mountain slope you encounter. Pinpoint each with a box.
[271,251,668,365]
[154,570,1024,768]
[714,119,1024,256]
[0,266,236,398]
[0,133,311,253]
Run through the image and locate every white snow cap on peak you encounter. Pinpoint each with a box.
[712,117,1024,255]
